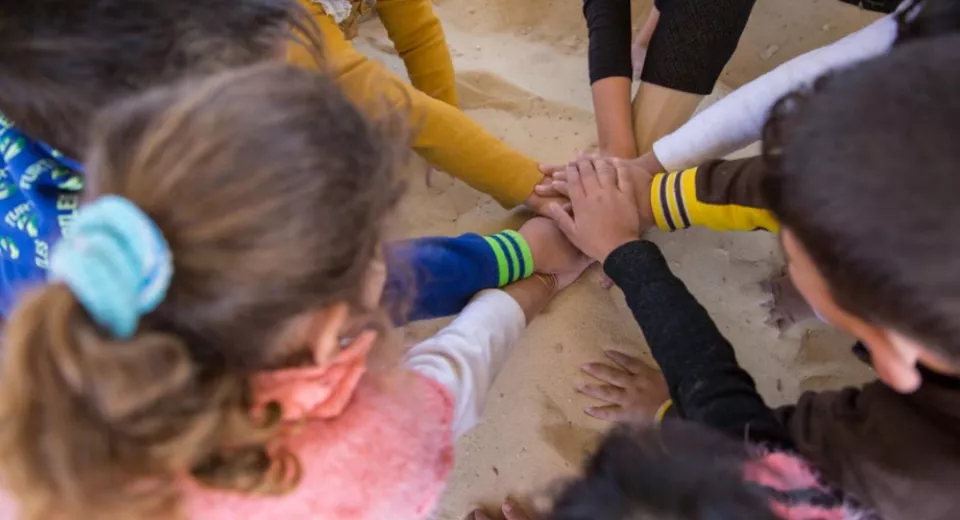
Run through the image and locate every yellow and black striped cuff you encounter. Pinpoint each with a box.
[650,169,780,233]
[482,230,535,287]
[651,169,697,231]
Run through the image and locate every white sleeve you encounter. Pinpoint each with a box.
[651,13,898,172]
[404,289,526,438]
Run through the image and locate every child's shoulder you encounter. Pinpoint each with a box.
[187,369,455,520]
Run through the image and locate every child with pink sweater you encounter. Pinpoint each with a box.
[0,64,588,520]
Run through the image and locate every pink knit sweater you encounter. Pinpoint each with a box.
[0,333,455,520]
[186,332,456,519]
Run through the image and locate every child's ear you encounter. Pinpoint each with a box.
[308,303,351,366]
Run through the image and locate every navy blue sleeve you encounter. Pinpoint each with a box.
[383,232,532,324]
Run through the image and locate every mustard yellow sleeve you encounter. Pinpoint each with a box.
[288,4,542,208]
[650,167,780,233]
[376,0,458,107]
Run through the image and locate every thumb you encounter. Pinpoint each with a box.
[547,202,577,238]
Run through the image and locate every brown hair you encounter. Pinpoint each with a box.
[0,63,406,520]
[0,0,324,159]
[762,35,960,361]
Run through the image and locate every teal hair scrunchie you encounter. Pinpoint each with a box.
[49,196,173,338]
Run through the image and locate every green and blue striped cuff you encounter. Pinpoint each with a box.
[482,230,534,287]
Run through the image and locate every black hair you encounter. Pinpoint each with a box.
[0,0,323,159]
[762,35,960,360]
[896,0,960,45]
[546,424,782,520]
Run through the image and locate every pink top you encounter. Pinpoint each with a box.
[187,331,456,519]
[0,332,455,520]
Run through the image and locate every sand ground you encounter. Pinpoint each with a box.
[353,1,884,517]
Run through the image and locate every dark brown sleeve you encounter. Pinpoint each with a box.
[775,380,960,519]
[651,155,777,232]
[695,156,769,210]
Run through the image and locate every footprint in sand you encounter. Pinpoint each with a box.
[457,70,589,121]
[538,391,600,469]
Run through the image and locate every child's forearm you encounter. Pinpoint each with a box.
[501,274,558,324]
[404,290,527,437]
[291,7,543,208]
[592,78,638,158]
[647,156,779,233]
[651,12,897,172]
[583,0,637,157]
[383,231,534,324]
[377,0,458,106]
[603,240,792,447]
[631,82,702,154]
[402,276,557,437]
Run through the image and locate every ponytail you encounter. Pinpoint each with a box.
[0,197,286,520]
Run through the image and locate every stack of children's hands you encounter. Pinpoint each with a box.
[538,154,652,263]
[520,153,671,422]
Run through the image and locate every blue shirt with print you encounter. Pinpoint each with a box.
[0,116,527,323]
[0,114,83,317]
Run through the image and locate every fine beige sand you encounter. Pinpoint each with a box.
[353,1,884,517]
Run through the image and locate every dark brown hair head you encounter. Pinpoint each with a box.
[547,424,784,520]
[0,63,406,520]
[895,0,960,45]
[762,35,960,361]
[0,0,323,159]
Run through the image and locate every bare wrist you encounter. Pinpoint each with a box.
[636,152,665,174]
[598,237,637,264]
[533,273,559,296]
[503,275,557,323]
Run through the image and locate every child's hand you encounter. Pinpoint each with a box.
[519,217,591,276]
[548,158,656,232]
[614,158,655,230]
[578,351,670,424]
[546,158,642,263]
[467,501,535,520]
[536,150,600,198]
[526,175,571,216]
[633,151,666,174]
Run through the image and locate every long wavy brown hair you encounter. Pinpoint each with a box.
[0,64,406,520]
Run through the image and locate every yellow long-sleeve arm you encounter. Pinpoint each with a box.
[376,0,458,107]
[289,3,543,208]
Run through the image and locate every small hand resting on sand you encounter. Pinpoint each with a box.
[578,351,670,423]
[466,500,534,520]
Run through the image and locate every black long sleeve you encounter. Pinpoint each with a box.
[642,0,756,95]
[603,240,792,448]
[582,0,634,84]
